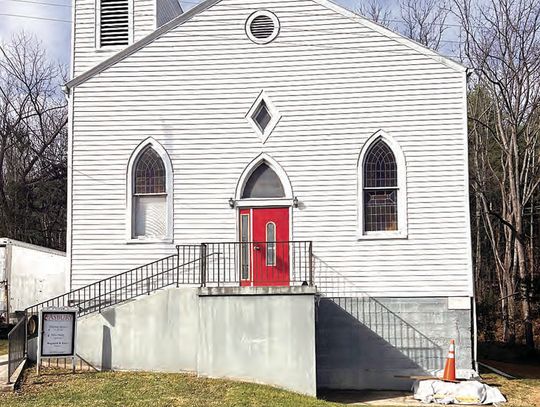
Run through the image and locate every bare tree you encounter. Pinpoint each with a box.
[0,32,67,249]
[357,0,394,28]
[455,0,540,348]
[399,0,450,50]
[468,88,519,343]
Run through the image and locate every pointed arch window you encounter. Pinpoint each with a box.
[130,145,171,240]
[363,140,399,232]
[242,162,285,199]
[135,147,166,195]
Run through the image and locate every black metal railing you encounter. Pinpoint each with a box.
[7,315,26,383]
[25,245,202,320]
[200,241,313,287]
[24,241,313,322]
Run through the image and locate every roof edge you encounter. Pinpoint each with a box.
[67,0,465,90]
[315,0,467,73]
[66,0,222,90]
[0,238,66,256]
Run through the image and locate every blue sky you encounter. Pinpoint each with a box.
[0,0,424,68]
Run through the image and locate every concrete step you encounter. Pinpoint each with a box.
[0,354,26,391]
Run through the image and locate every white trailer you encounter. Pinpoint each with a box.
[0,238,67,322]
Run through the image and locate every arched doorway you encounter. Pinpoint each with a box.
[236,156,293,287]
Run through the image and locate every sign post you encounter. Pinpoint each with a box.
[37,307,77,375]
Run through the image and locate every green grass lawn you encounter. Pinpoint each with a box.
[0,367,343,407]
[482,373,540,407]
[2,365,539,406]
[0,340,7,355]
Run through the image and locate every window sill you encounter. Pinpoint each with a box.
[95,45,131,53]
[356,232,408,241]
[126,238,173,245]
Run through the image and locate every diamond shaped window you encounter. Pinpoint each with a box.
[246,91,281,143]
[253,101,272,132]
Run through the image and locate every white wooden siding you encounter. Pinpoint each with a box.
[134,0,157,39]
[70,0,473,297]
[74,0,161,75]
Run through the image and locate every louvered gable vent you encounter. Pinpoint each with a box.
[250,15,274,39]
[246,10,280,44]
[100,0,129,47]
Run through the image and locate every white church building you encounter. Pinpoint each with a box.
[52,0,475,395]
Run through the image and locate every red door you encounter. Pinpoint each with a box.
[239,207,290,287]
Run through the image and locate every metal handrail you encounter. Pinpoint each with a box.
[74,255,208,315]
[26,253,176,315]
[200,241,314,287]
[24,241,313,320]
[25,246,202,320]
[7,315,26,383]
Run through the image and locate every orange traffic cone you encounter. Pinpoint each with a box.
[442,339,458,382]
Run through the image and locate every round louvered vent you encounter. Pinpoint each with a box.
[246,11,280,44]
[251,15,274,39]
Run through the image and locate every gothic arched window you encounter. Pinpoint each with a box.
[363,140,398,232]
[132,146,168,239]
[242,162,285,199]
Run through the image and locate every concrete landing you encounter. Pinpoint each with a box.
[320,390,422,406]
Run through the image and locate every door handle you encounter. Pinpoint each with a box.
[254,245,261,251]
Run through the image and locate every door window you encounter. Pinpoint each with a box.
[266,222,276,266]
[240,213,250,280]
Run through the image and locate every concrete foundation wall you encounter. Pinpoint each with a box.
[27,288,473,395]
[77,288,200,372]
[316,296,473,391]
[32,287,317,396]
[198,288,316,396]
